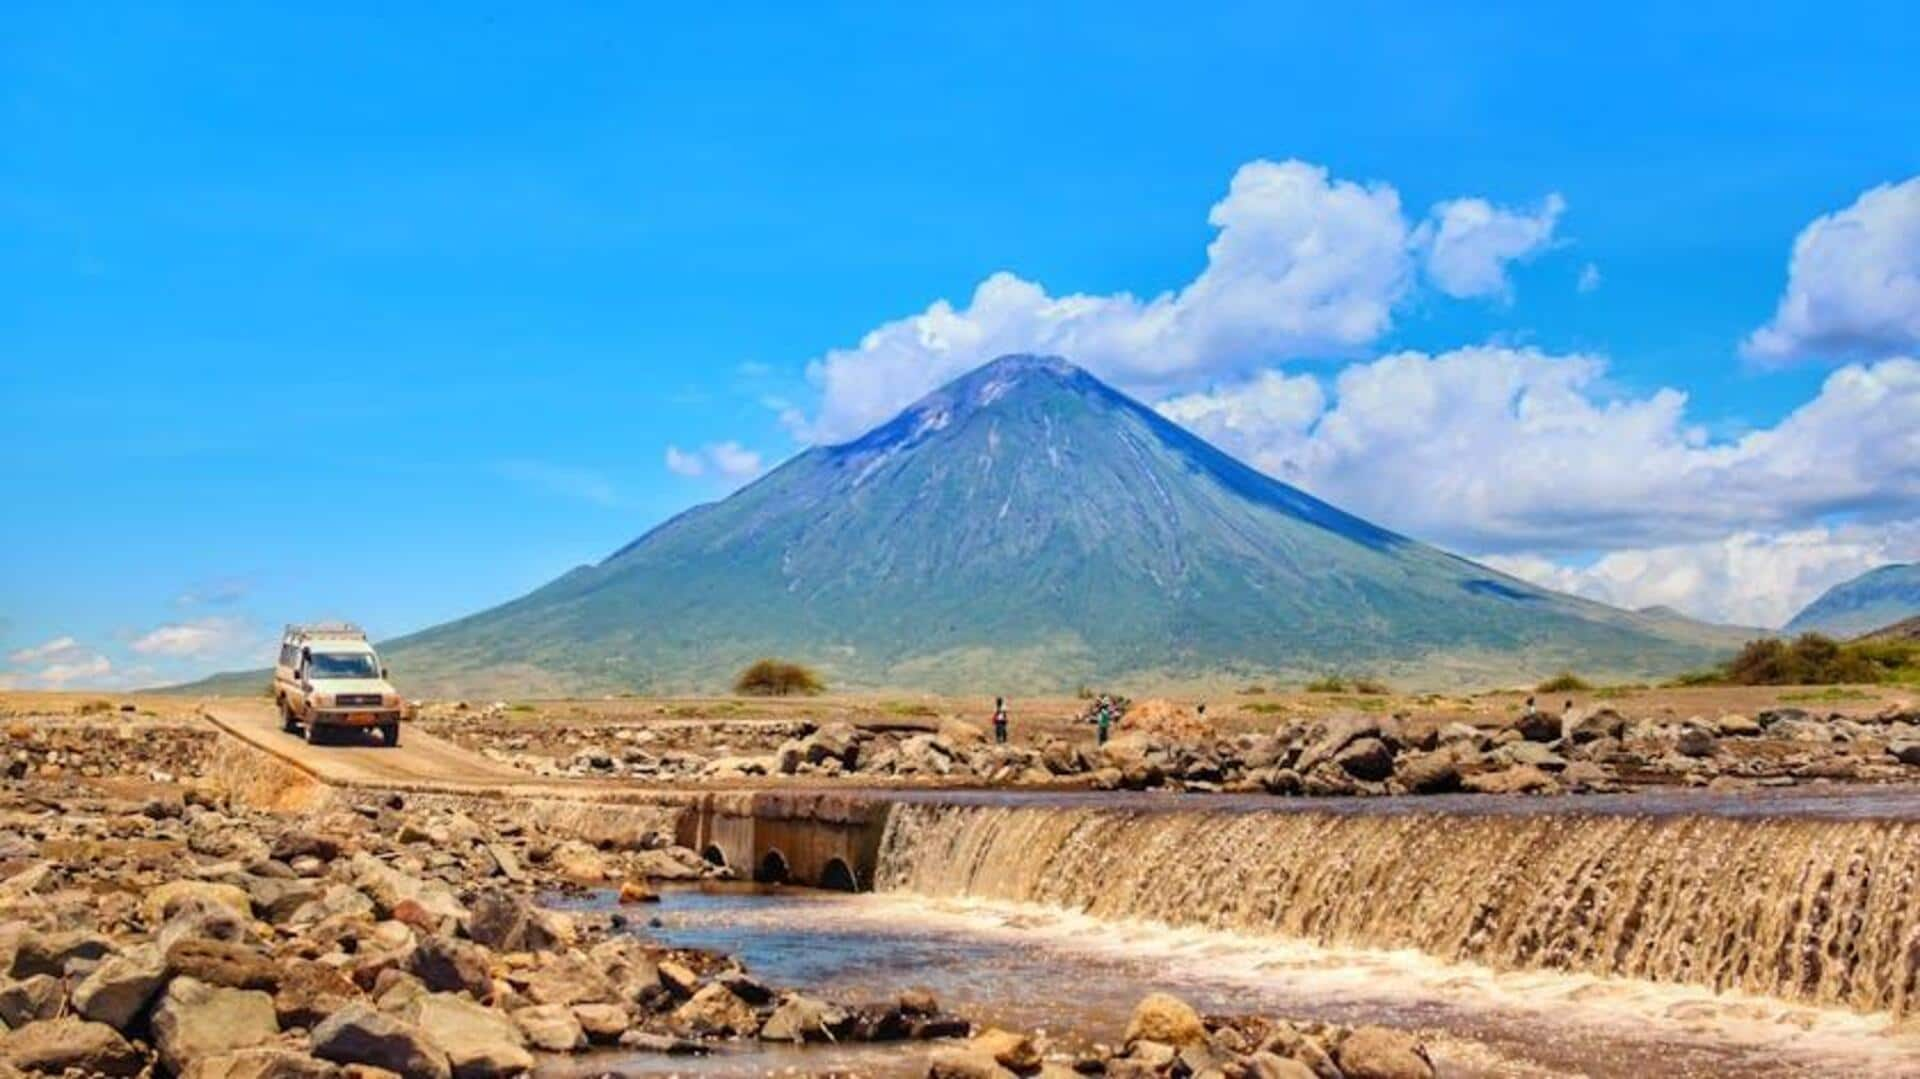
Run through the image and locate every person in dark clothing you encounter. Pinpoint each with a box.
[1095,695,1113,745]
[992,697,1009,745]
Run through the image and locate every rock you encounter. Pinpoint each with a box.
[311,1002,452,1079]
[151,977,280,1075]
[548,841,611,885]
[926,1047,1016,1079]
[970,1028,1041,1072]
[655,960,700,998]
[349,855,466,927]
[672,983,758,1037]
[1124,992,1207,1048]
[464,891,559,954]
[0,976,63,1027]
[759,993,849,1043]
[1334,738,1395,782]
[1715,713,1762,737]
[145,880,255,924]
[167,938,282,990]
[0,1018,145,1077]
[1393,749,1461,793]
[8,930,112,978]
[401,994,532,1079]
[1244,1052,1317,1079]
[72,944,167,1030]
[1564,707,1627,744]
[271,831,345,864]
[1462,765,1558,795]
[616,880,657,905]
[408,936,491,999]
[1436,722,1486,748]
[570,1002,628,1043]
[182,1048,342,1079]
[630,848,705,881]
[1674,723,1717,758]
[509,1004,584,1052]
[1334,1025,1433,1079]
[1888,741,1920,766]
[275,962,360,1029]
[515,952,614,1007]
[1515,711,1562,743]
[1499,741,1567,772]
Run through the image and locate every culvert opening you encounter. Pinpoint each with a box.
[820,858,858,892]
[755,849,790,884]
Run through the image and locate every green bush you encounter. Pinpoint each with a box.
[1350,677,1391,696]
[1304,675,1347,693]
[1686,633,1919,686]
[733,659,825,697]
[1535,671,1591,693]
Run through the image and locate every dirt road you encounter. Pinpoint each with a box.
[201,700,533,792]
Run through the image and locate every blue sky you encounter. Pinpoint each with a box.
[4,3,1917,687]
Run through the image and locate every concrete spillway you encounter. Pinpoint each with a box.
[872,799,1920,1018]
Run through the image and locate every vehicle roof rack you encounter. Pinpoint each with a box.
[284,622,368,642]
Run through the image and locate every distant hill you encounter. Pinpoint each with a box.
[1784,563,1920,639]
[1856,615,1920,643]
[225,354,1737,697]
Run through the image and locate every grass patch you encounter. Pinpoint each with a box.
[507,703,537,713]
[1324,695,1391,712]
[1534,672,1591,693]
[1241,701,1288,714]
[75,698,114,715]
[734,659,825,697]
[1593,684,1645,700]
[882,701,938,717]
[1778,687,1876,702]
[1237,685,1268,695]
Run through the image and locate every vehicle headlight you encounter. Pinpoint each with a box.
[314,694,332,709]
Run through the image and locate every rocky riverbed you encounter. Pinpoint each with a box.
[424,701,1920,798]
[0,712,1442,1079]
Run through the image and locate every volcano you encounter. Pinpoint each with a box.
[381,355,1738,693]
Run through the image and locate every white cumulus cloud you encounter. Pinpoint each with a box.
[1482,524,1920,629]
[1743,176,1920,363]
[664,441,765,483]
[1414,193,1566,300]
[129,617,253,659]
[1163,348,1920,557]
[3,636,114,688]
[802,159,1565,443]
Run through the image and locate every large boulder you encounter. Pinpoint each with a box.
[1393,749,1461,794]
[1462,765,1558,795]
[1123,992,1206,1048]
[409,936,492,999]
[465,891,560,954]
[672,983,758,1037]
[310,1002,452,1079]
[275,961,360,1029]
[1514,710,1562,743]
[514,952,614,1007]
[1334,738,1395,782]
[509,1004,585,1052]
[150,977,279,1075]
[166,938,282,991]
[402,994,532,1079]
[759,993,849,1043]
[72,944,167,1030]
[0,976,64,1027]
[8,930,112,978]
[0,1018,145,1077]
[926,1047,1015,1079]
[349,855,466,926]
[144,881,254,925]
[181,1047,341,1079]
[1564,708,1626,744]
[1335,1026,1433,1079]
[969,1028,1041,1072]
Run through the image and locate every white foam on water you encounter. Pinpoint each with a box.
[808,891,1920,1077]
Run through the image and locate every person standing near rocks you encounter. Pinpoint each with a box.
[1095,695,1113,745]
[992,697,1009,745]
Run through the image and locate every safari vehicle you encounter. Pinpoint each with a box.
[273,623,406,746]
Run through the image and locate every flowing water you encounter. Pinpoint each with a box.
[567,789,1920,1076]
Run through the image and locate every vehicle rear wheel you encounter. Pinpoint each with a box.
[304,720,325,746]
[382,723,401,748]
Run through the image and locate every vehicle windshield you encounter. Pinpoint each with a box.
[307,651,381,679]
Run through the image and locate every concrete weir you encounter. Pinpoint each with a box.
[679,789,888,890]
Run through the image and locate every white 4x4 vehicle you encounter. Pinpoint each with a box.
[273,623,406,747]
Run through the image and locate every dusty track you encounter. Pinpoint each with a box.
[200,701,615,799]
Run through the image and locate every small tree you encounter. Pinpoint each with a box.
[1535,671,1591,693]
[733,658,825,697]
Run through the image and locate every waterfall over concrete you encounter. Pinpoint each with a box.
[873,803,1920,1016]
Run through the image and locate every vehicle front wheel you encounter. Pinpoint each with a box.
[304,720,325,746]
[279,699,299,734]
[382,723,401,748]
